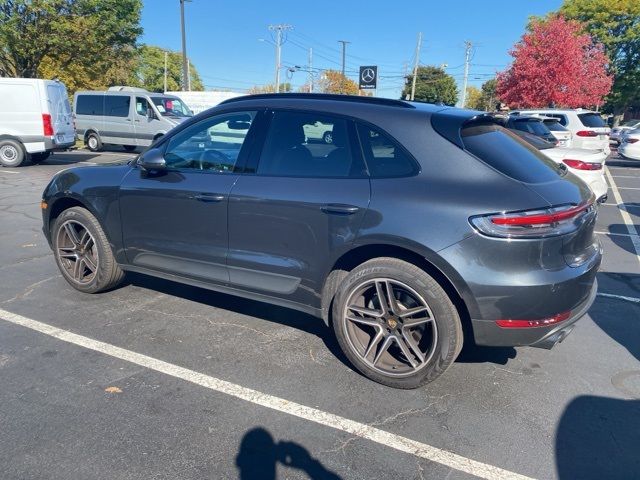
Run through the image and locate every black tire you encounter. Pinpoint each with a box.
[123,145,137,152]
[85,132,102,152]
[0,139,26,167]
[322,131,333,144]
[52,207,124,293]
[332,258,463,389]
[30,151,51,164]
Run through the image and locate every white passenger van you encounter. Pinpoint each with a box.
[0,78,75,167]
[74,87,193,152]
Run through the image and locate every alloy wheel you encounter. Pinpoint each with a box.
[342,278,438,377]
[56,220,98,285]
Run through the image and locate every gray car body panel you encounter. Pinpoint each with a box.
[42,95,600,346]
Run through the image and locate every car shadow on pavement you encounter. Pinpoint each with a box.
[606,158,640,168]
[236,427,342,480]
[555,396,640,479]
[600,225,640,256]
[125,272,353,370]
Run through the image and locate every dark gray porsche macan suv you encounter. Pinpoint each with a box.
[42,94,601,388]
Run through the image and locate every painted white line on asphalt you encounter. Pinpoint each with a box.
[0,170,19,174]
[600,203,640,209]
[616,187,640,191]
[597,292,640,304]
[0,307,533,480]
[605,167,640,267]
[611,175,640,179]
[595,230,639,238]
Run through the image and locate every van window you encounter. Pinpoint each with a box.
[76,95,104,116]
[104,95,130,117]
[461,122,560,184]
[150,97,192,117]
[47,85,72,117]
[0,84,39,113]
[356,124,418,177]
[578,113,605,128]
[135,97,150,116]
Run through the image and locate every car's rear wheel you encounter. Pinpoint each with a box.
[52,207,124,293]
[85,132,102,152]
[0,139,26,167]
[332,258,462,389]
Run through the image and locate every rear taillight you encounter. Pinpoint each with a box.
[562,159,602,171]
[576,130,598,137]
[470,202,595,238]
[42,114,54,136]
[496,311,571,328]
[627,138,639,144]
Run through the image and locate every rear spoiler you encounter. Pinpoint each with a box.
[431,111,505,148]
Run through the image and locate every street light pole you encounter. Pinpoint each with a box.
[180,0,190,91]
[338,40,350,94]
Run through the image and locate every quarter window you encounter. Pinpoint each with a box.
[356,124,418,177]
[104,95,130,117]
[163,111,256,173]
[76,95,104,116]
[257,111,360,177]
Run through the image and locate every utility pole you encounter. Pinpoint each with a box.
[338,40,350,94]
[410,32,422,101]
[269,24,292,93]
[187,59,191,91]
[308,48,313,93]
[460,40,473,108]
[179,0,190,92]
[163,51,168,93]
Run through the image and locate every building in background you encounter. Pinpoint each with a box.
[165,91,244,114]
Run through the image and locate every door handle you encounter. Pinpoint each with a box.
[321,204,360,215]
[193,193,225,203]
[125,118,132,121]
[134,119,140,122]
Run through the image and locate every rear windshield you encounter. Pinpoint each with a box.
[543,120,567,132]
[461,122,561,184]
[578,113,606,128]
[512,119,551,136]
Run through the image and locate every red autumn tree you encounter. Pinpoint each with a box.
[497,16,613,108]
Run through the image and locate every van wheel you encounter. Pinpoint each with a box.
[86,132,102,152]
[332,258,463,389]
[0,139,26,167]
[30,152,51,164]
[123,145,136,152]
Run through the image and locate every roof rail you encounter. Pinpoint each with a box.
[219,93,414,108]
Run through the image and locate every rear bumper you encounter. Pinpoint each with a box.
[44,136,75,152]
[470,279,598,349]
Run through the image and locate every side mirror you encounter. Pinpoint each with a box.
[137,148,166,172]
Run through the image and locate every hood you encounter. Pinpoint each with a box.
[541,147,607,164]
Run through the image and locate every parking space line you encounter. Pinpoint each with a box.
[0,170,19,174]
[610,175,640,179]
[616,187,640,191]
[605,167,640,266]
[597,292,640,304]
[0,307,534,480]
[595,230,639,238]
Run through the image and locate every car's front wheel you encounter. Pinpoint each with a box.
[52,207,124,293]
[332,258,463,389]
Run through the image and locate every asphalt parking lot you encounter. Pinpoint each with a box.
[0,148,639,480]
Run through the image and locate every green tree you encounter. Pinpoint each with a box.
[129,45,203,92]
[465,86,483,110]
[479,78,498,111]
[559,0,640,116]
[401,66,458,105]
[0,0,142,92]
[248,83,292,94]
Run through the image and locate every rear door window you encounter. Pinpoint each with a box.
[578,113,606,128]
[356,124,418,177]
[545,113,568,126]
[76,95,104,116]
[461,122,561,183]
[104,95,130,117]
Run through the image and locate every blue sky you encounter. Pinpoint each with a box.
[141,0,562,97]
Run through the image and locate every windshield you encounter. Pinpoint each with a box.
[578,113,606,128]
[150,96,193,117]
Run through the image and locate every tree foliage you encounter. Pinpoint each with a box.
[0,0,142,92]
[248,83,292,94]
[317,70,359,95]
[401,66,458,105]
[479,78,498,111]
[560,0,640,113]
[464,86,483,110]
[497,16,612,108]
[128,45,203,92]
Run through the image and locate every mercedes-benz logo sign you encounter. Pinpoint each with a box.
[361,68,375,83]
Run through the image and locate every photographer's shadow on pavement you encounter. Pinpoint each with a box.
[236,427,341,480]
[556,395,640,479]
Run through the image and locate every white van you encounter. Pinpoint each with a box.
[74,87,193,152]
[511,108,610,154]
[0,78,75,167]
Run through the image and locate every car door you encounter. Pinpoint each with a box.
[132,96,159,147]
[119,110,259,284]
[227,110,370,308]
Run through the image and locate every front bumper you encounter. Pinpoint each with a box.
[470,279,598,349]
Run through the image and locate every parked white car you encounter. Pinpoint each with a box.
[610,119,640,144]
[0,78,75,167]
[541,147,608,201]
[511,108,610,154]
[618,128,640,160]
